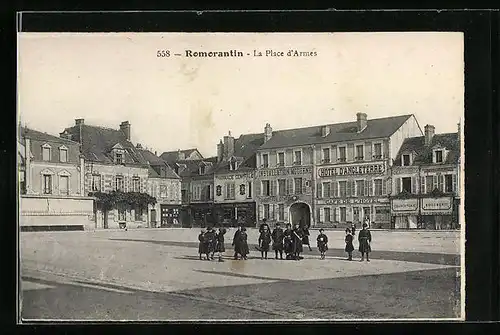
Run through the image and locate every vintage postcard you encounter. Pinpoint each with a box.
[17,31,465,322]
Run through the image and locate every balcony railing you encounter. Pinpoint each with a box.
[293,161,302,166]
[338,157,346,163]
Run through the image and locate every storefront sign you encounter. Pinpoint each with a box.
[260,195,310,203]
[216,172,254,180]
[317,162,385,178]
[320,197,389,205]
[257,166,312,178]
[391,198,419,212]
[421,197,452,213]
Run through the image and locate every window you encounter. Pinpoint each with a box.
[229,159,238,171]
[435,150,443,163]
[239,184,246,195]
[264,204,270,219]
[43,174,52,194]
[115,152,123,165]
[151,184,158,198]
[135,206,143,221]
[426,176,434,193]
[323,182,331,198]
[437,175,444,192]
[247,182,252,198]
[294,151,302,165]
[115,176,124,191]
[160,185,167,197]
[373,143,382,160]
[278,204,285,221]
[42,145,51,161]
[59,175,69,195]
[118,207,126,221]
[373,179,383,196]
[132,178,140,192]
[181,189,188,202]
[59,147,68,163]
[338,146,346,162]
[355,144,364,161]
[294,178,303,194]
[199,165,206,175]
[445,174,453,192]
[339,181,347,197]
[356,180,364,197]
[401,177,412,193]
[225,183,235,200]
[340,207,347,222]
[402,154,411,166]
[262,180,271,196]
[206,185,212,199]
[324,207,331,222]
[278,179,286,196]
[193,186,201,200]
[322,148,330,163]
[92,175,101,192]
[278,152,285,166]
[262,154,269,168]
[353,207,360,222]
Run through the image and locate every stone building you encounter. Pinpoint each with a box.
[212,131,264,227]
[136,145,182,227]
[255,113,423,229]
[62,119,151,229]
[390,124,460,229]
[18,126,94,231]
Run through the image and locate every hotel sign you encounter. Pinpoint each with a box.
[320,197,389,205]
[392,199,419,212]
[216,172,254,180]
[317,162,386,178]
[257,166,312,178]
[421,197,452,214]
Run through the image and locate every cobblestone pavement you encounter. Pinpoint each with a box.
[19,229,462,321]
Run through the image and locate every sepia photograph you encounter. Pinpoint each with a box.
[17,31,465,321]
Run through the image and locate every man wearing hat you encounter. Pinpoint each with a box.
[358,222,372,262]
[271,222,285,260]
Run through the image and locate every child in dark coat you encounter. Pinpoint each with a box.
[316,228,328,260]
[345,228,354,261]
[358,223,372,262]
[215,227,226,262]
[198,230,206,260]
[258,225,272,259]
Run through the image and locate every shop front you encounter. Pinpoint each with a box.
[390,198,419,229]
[189,203,214,228]
[420,196,454,230]
[213,202,256,227]
[160,204,181,227]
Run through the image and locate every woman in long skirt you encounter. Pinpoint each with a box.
[215,227,226,262]
[239,227,249,260]
[345,228,354,261]
[316,228,328,260]
[358,223,372,262]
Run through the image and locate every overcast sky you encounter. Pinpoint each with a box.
[18,32,463,157]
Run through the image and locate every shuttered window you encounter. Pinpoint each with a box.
[356,180,364,197]
[339,181,347,197]
[317,182,323,198]
[332,181,338,198]
[324,207,331,222]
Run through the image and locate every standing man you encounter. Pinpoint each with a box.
[358,223,372,262]
[283,223,293,260]
[292,223,304,260]
[271,223,285,260]
[232,226,242,260]
[215,227,227,262]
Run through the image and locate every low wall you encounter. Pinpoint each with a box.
[20,195,95,231]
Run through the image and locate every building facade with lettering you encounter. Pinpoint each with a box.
[256,113,423,228]
[19,126,94,231]
[213,132,264,227]
[390,124,460,229]
[62,119,151,229]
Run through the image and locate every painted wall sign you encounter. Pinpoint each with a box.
[391,198,419,212]
[257,166,312,178]
[317,162,386,178]
[421,197,452,212]
[216,172,254,180]
[319,197,389,205]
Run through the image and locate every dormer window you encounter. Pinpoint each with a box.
[402,154,412,166]
[229,158,238,171]
[59,145,68,163]
[199,165,206,175]
[42,143,51,161]
[115,152,123,164]
[434,150,443,163]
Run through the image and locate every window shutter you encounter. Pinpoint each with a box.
[331,145,337,162]
[411,177,417,194]
[439,175,445,192]
[433,175,438,191]
[317,182,322,198]
[347,144,354,162]
[258,204,264,221]
[332,181,337,198]
[254,179,261,196]
[319,208,324,223]
[335,207,340,222]
[368,179,373,196]
[420,176,425,194]
[284,205,289,222]
[382,178,387,195]
[346,180,352,197]
[364,180,369,196]
[452,173,457,193]
[231,183,236,199]
[351,180,355,197]
[302,178,307,194]
[395,177,401,194]
[271,180,277,196]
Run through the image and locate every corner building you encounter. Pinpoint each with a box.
[256,113,422,229]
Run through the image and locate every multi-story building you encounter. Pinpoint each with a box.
[136,145,182,227]
[255,113,423,229]
[212,131,264,227]
[18,126,94,230]
[62,119,151,229]
[390,124,460,229]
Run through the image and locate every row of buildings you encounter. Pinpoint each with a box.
[18,112,461,231]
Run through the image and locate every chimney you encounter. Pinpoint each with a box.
[136,143,142,149]
[177,149,185,160]
[264,123,273,143]
[217,139,224,162]
[356,113,367,132]
[59,131,73,141]
[223,131,235,159]
[424,124,435,146]
[155,151,157,156]
[321,125,330,137]
[75,118,84,126]
[120,121,131,141]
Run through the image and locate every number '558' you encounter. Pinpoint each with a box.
[157,50,170,57]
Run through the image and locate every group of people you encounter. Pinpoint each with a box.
[197,218,372,262]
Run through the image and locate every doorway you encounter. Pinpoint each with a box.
[289,202,311,228]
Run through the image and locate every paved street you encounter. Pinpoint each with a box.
[20,229,462,321]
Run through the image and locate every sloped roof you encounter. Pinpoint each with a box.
[215,133,264,174]
[259,115,414,150]
[20,127,80,146]
[175,157,219,178]
[63,124,147,166]
[136,148,180,179]
[160,148,202,163]
[394,132,459,166]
